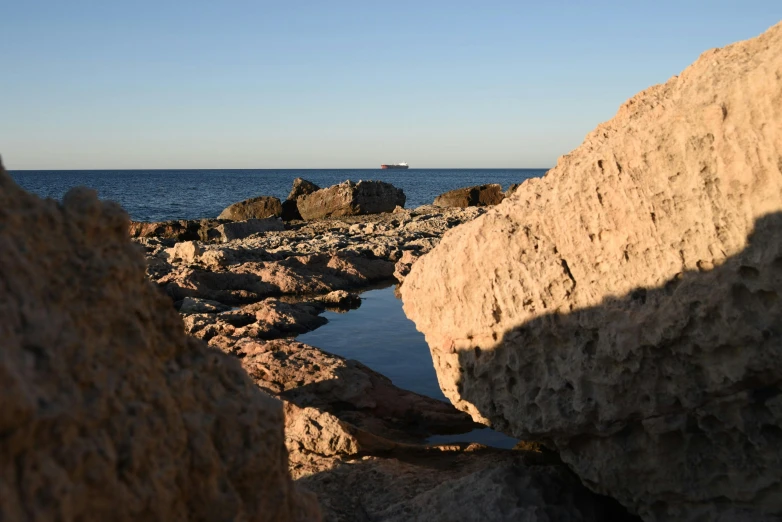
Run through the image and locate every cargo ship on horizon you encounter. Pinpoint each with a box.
[381,162,408,169]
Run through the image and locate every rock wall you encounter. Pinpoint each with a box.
[0,163,319,521]
[401,22,782,521]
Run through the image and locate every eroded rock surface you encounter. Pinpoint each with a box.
[218,195,283,220]
[0,163,319,521]
[300,446,637,522]
[298,180,406,220]
[433,183,505,208]
[136,205,487,307]
[402,22,782,521]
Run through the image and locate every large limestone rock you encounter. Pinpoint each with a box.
[433,183,505,208]
[297,180,405,220]
[402,22,782,521]
[0,163,319,521]
[218,195,283,221]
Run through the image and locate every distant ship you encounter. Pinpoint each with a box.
[381,162,409,169]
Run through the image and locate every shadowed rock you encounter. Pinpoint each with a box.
[218,195,283,220]
[282,178,321,221]
[0,161,320,521]
[433,184,505,208]
[402,22,782,522]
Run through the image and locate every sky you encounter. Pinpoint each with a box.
[1,1,780,170]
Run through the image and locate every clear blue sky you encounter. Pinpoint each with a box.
[2,1,779,169]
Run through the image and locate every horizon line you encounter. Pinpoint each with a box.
[8,166,552,172]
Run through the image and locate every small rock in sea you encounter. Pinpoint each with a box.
[316,290,361,310]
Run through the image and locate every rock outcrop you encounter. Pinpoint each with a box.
[129,218,220,241]
[136,205,487,306]
[433,184,505,208]
[282,178,321,221]
[288,177,321,201]
[402,22,782,521]
[0,163,319,521]
[298,180,406,220]
[300,446,638,522]
[215,217,285,241]
[218,195,283,221]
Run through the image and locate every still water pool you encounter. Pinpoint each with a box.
[297,285,518,449]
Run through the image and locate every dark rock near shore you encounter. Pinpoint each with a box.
[215,217,285,241]
[281,178,322,221]
[288,177,321,200]
[298,180,406,220]
[218,195,283,221]
[0,163,320,521]
[505,183,522,197]
[129,218,219,241]
[300,447,639,522]
[433,184,505,208]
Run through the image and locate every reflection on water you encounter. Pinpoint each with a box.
[297,285,518,449]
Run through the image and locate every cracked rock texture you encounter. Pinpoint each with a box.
[0,163,319,521]
[402,22,782,521]
[433,183,505,208]
[297,180,406,220]
[218,195,283,220]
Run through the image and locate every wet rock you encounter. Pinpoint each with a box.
[0,163,320,521]
[236,339,481,444]
[218,195,283,220]
[433,184,504,208]
[298,180,406,220]
[179,296,231,314]
[315,290,361,310]
[215,217,285,241]
[184,299,327,345]
[402,22,782,521]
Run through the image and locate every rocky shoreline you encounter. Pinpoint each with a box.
[4,21,781,522]
[122,184,641,520]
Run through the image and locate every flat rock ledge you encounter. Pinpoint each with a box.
[134,204,490,305]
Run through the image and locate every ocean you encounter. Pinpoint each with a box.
[8,168,546,222]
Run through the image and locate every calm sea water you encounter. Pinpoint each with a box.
[9,168,545,222]
[298,286,519,449]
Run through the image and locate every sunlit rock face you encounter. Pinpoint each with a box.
[402,22,782,522]
[0,162,320,522]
